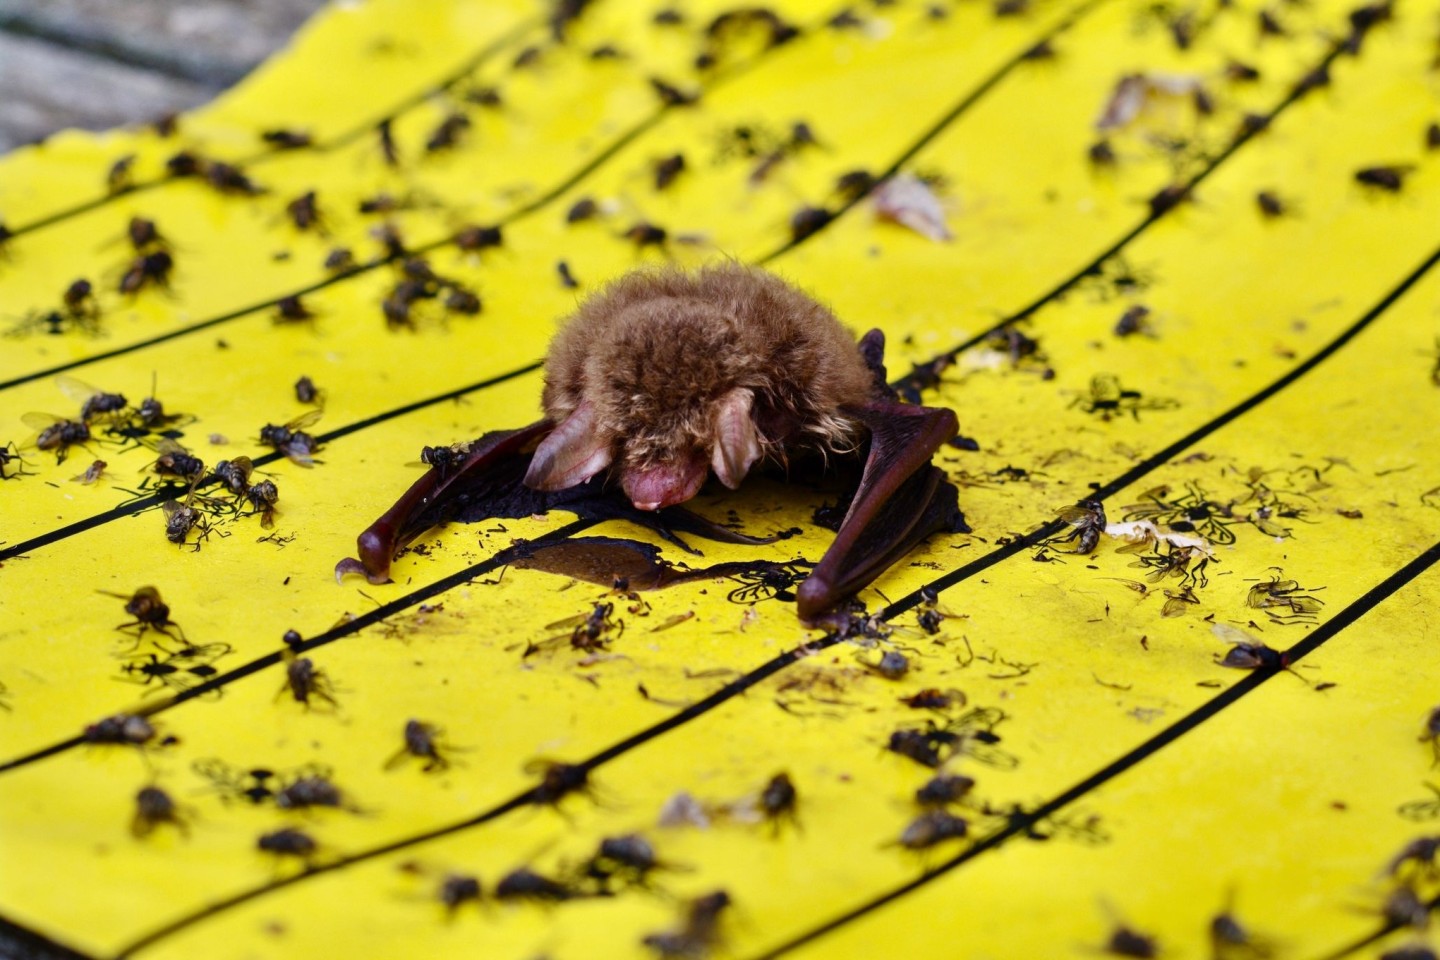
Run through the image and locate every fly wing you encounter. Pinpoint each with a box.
[336,419,554,584]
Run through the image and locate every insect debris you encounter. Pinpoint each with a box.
[118,642,231,695]
[643,890,731,959]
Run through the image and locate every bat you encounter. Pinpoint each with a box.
[337,263,966,623]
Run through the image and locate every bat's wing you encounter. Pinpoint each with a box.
[795,396,965,623]
[335,419,554,584]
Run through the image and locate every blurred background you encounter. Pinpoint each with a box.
[0,0,325,152]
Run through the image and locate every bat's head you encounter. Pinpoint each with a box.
[524,263,874,511]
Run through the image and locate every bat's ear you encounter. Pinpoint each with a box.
[711,388,762,489]
[524,400,613,490]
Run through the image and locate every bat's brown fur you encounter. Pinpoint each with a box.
[539,262,874,493]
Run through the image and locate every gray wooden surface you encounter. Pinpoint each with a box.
[0,0,328,152]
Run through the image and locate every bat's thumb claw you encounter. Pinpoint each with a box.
[334,557,370,584]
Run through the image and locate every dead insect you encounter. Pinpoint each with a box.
[127,216,167,251]
[834,169,876,201]
[294,376,321,405]
[132,785,188,837]
[245,480,280,527]
[161,498,206,547]
[0,440,26,479]
[337,263,965,623]
[1257,8,1284,36]
[1386,836,1440,879]
[58,374,128,422]
[557,260,579,288]
[760,772,798,828]
[1052,499,1107,553]
[285,190,324,232]
[899,809,968,849]
[384,719,452,772]
[863,649,910,680]
[1355,165,1412,192]
[649,76,697,107]
[106,586,185,642]
[62,278,99,319]
[444,287,482,315]
[1421,706,1440,766]
[1427,122,1440,151]
[1256,191,1286,218]
[274,295,314,324]
[654,153,685,190]
[25,413,92,462]
[495,867,575,902]
[566,197,599,223]
[888,728,949,768]
[454,224,502,251]
[624,221,668,248]
[275,774,345,810]
[419,442,470,478]
[165,150,201,178]
[107,154,136,194]
[790,205,832,242]
[73,459,108,484]
[1379,946,1438,960]
[528,759,590,806]
[259,410,323,466]
[150,438,205,486]
[1148,183,1188,217]
[323,247,355,271]
[1380,885,1430,930]
[84,713,156,745]
[425,113,471,153]
[1089,140,1117,166]
[205,161,263,195]
[211,457,255,499]
[438,874,482,912]
[261,128,312,150]
[1212,624,1289,671]
[278,653,338,710]
[1114,305,1152,337]
[257,826,318,859]
[643,890,731,959]
[119,250,174,294]
[1103,922,1159,958]
[915,773,975,807]
[900,687,964,710]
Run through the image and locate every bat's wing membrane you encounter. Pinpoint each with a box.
[335,419,554,584]
[795,400,964,622]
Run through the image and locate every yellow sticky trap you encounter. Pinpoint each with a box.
[0,0,1438,957]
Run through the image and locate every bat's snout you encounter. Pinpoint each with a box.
[622,453,708,512]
